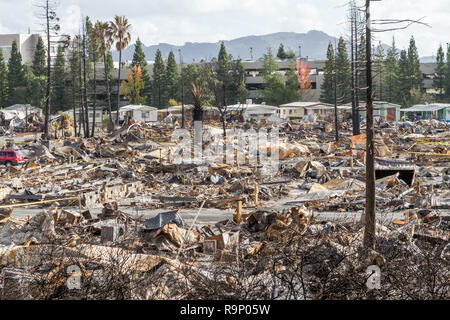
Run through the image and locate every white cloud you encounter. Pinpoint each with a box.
[0,0,447,56]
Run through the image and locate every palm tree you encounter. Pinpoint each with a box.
[92,22,114,127]
[110,15,132,124]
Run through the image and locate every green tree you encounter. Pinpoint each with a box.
[320,42,335,104]
[384,37,399,103]
[24,65,45,108]
[217,42,231,107]
[335,37,351,104]
[230,58,247,104]
[7,40,25,105]
[373,42,385,101]
[51,46,67,112]
[152,49,165,108]
[407,36,423,91]
[131,38,151,101]
[357,34,367,102]
[398,50,411,107]
[32,36,46,77]
[165,51,180,103]
[277,43,287,60]
[0,49,8,108]
[433,45,445,100]
[181,63,200,105]
[444,45,450,100]
[262,48,279,77]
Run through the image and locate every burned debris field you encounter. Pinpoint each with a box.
[0,118,448,300]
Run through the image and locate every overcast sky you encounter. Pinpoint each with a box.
[0,0,447,57]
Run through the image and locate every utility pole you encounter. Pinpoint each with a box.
[179,49,185,128]
[299,45,302,61]
[250,47,253,60]
[363,0,376,249]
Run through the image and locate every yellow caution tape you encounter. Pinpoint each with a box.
[408,152,450,156]
[0,196,81,209]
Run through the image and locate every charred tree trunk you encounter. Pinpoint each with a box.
[43,1,51,140]
[91,52,97,137]
[363,0,376,249]
[82,31,89,137]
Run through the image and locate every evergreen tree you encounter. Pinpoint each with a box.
[373,42,385,101]
[407,36,423,91]
[24,65,45,108]
[131,38,151,101]
[0,49,8,108]
[68,43,81,115]
[262,48,279,77]
[277,43,287,60]
[384,37,399,103]
[217,42,231,106]
[181,63,200,105]
[51,46,67,112]
[230,58,247,104]
[152,49,165,108]
[444,45,450,100]
[32,36,46,77]
[357,34,367,102]
[7,40,25,105]
[165,51,180,103]
[320,42,335,104]
[335,37,351,104]
[433,45,445,101]
[398,50,411,107]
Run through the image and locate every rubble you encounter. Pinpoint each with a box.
[0,119,448,300]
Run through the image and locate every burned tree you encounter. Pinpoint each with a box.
[34,0,67,140]
[361,0,429,249]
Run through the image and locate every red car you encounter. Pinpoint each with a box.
[0,150,25,166]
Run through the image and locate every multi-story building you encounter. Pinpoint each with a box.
[0,33,72,64]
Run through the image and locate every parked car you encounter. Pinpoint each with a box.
[0,150,25,166]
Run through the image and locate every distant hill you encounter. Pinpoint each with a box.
[112,30,430,64]
[113,30,338,62]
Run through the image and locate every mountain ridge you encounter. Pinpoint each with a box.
[112,30,431,64]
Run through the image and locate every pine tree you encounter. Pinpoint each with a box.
[357,34,367,102]
[7,40,25,105]
[32,36,46,77]
[165,51,180,103]
[433,45,445,101]
[131,38,151,102]
[152,49,165,108]
[0,49,8,108]
[336,37,351,104]
[320,42,335,104]
[262,48,279,77]
[384,37,399,103]
[217,42,231,107]
[51,46,67,112]
[277,43,287,60]
[444,45,450,100]
[373,42,385,101]
[407,36,423,91]
[398,50,410,107]
[230,58,247,104]
[24,65,45,108]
